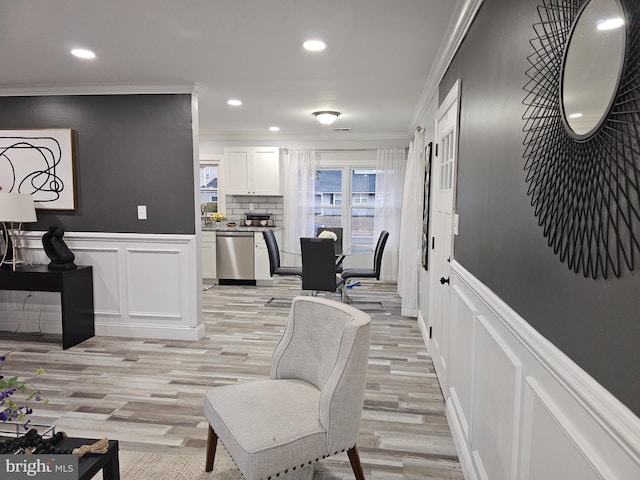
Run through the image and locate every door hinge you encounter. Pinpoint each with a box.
[431,236,435,249]
[435,143,439,156]
[429,326,433,338]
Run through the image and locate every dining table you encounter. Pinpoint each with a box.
[282,242,373,267]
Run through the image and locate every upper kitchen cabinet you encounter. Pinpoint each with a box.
[224,147,281,195]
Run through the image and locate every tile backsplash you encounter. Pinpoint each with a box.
[225,195,284,225]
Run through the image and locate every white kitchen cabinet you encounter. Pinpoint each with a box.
[224,147,280,195]
[201,231,217,280]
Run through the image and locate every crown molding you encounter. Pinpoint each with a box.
[0,82,208,97]
[409,0,484,132]
[200,131,410,143]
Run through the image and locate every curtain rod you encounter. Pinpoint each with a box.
[281,148,377,153]
[315,148,377,152]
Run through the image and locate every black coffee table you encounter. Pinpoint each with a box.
[57,437,120,480]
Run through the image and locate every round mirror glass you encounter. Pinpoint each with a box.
[561,0,626,139]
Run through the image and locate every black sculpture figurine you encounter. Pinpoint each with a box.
[42,225,77,270]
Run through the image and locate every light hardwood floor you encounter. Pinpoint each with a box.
[0,280,463,479]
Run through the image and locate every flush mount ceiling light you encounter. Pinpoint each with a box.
[313,111,340,125]
[303,40,326,51]
[269,126,280,132]
[227,99,242,106]
[71,48,95,59]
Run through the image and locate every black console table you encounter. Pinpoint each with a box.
[0,265,95,349]
[57,437,120,480]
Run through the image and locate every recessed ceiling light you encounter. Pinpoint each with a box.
[303,40,326,52]
[71,48,96,59]
[269,126,280,132]
[227,99,242,106]
[597,17,624,30]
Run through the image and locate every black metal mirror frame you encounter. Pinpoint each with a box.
[523,0,640,279]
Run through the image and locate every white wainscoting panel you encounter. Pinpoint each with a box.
[470,316,522,480]
[518,377,603,480]
[0,231,204,342]
[436,261,640,480]
[73,247,121,316]
[127,248,183,318]
[448,285,477,440]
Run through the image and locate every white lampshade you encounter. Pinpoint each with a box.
[313,111,340,125]
[0,192,37,223]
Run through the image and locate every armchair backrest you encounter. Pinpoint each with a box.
[373,230,389,279]
[262,229,281,276]
[300,237,340,292]
[271,296,371,453]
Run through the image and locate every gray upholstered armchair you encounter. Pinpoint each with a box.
[204,296,372,480]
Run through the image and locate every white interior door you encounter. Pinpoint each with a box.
[429,80,460,396]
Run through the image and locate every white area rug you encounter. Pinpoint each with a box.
[91,447,314,480]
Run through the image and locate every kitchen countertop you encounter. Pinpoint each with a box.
[202,225,283,233]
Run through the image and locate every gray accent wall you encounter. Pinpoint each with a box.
[0,94,196,234]
[441,0,640,415]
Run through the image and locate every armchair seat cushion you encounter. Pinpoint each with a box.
[204,379,327,480]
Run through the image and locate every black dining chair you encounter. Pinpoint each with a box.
[316,227,343,255]
[263,230,302,278]
[341,231,389,303]
[300,237,345,297]
[316,227,346,273]
[263,230,302,305]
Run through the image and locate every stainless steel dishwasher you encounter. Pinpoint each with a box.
[216,231,255,283]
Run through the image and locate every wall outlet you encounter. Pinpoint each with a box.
[249,203,254,211]
[137,205,147,220]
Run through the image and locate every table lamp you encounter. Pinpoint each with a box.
[0,192,37,270]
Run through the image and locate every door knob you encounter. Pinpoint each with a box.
[440,276,450,285]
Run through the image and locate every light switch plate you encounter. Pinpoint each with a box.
[137,205,147,220]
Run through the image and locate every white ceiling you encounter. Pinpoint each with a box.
[0,0,463,140]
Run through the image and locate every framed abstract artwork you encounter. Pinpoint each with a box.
[0,129,77,210]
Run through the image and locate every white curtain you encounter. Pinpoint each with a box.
[374,148,407,283]
[282,149,316,265]
[397,129,425,317]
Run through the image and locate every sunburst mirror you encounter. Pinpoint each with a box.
[523,0,640,279]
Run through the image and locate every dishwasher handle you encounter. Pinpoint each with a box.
[215,231,254,237]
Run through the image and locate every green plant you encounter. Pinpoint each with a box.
[0,354,48,428]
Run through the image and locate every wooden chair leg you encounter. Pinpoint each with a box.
[347,445,365,480]
[205,425,218,472]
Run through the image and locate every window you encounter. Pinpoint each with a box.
[200,164,218,213]
[314,166,376,245]
[315,169,342,229]
[351,169,375,244]
[199,157,223,216]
